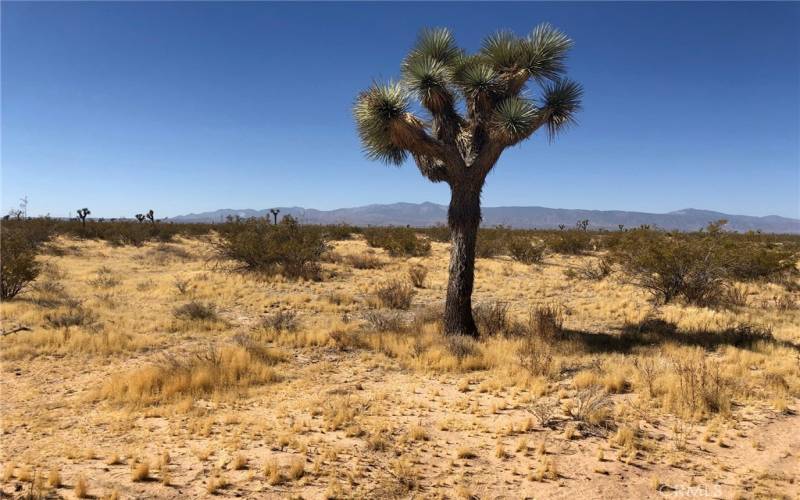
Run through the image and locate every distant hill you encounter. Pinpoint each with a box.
[169,203,800,233]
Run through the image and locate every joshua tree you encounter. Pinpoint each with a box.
[135,213,146,223]
[77,208,91,228]
[146,209,155,224]
[577,219,590,231]
[270,208,280,225]
[558,224,566,231]
[354,25,581,337]
[618,224,625,231]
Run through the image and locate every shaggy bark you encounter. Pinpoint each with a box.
[443,182,482,338]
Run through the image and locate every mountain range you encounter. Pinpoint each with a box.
[169,203,800,234]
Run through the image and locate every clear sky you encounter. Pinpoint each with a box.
[2,1,798,219]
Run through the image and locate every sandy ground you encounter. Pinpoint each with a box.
[1,235,798,499]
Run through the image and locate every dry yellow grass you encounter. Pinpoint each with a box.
[0,235,798,498]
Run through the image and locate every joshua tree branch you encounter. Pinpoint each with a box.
[389,114,465,182]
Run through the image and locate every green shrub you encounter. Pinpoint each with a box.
[721,243,795,281]
[363,227,431,257]
[419,225,450,243]
[217,216,327,280]
[323,224,356,241]
[1,224,45,300]
[507,236,545,264]
[475,226,510,258]
[610,230,728,305]
[545,230,591,255]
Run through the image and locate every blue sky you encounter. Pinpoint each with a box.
[2,2,798,219]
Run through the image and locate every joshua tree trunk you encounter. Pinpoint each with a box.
[444,183,482,338]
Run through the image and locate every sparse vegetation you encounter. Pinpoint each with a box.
[1,220,798,498]
[363,227,431,257]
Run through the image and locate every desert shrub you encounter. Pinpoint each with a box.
[44,302,97,329]
[564,257,612,281]
[721,244,796,281]
[446,335,478,360]
[546,230,591,255]
[475,226,511,258]
[323,224,356,241]
[408,265,428,288]
[217,216,327,280]
[570,386,613,430]
[507,236,545,264]
[347,253,385,269]
[610,230,728,306]
[375,280,415,309]
[0,225,42,300]
[473,301,509,337]
[518,333,554,376]
[260,310,299,332]
[363,227,431,257]
[173,301,217,321]
[666,348,731,419]
[529,303,564,340]
[419,225,450,243]
[363,310,406,332]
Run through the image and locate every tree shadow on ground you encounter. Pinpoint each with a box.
[558,318,800,354]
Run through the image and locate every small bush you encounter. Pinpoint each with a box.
[217,216,327,280]
[347,253,385,270]
[508,237,545,264]
[475,227,510,258]
[375,280,415,309]
[408,265,428,288]
[173,301,217,321]
[364,311,405,332]
[517,333,554,377]
[447,335,478,360]
[529,303,564,340]
[1,225,42,300]
[260,310,299,332]
[473,302,509,337]
[546,230,591,255]
[44,302,97,329]
[723,244,795,281]
[565,257,612,281]
[364,227,431,257]
[323,224,355,241]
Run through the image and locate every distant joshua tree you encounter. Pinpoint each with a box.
[270,209,280,225]
[146,209,155,224]
[577,219,589,231]
[77,208,91,228]
[135,213,146,223]
[558,224,566,231]
[354,25,581,337]
[618,224,625,231]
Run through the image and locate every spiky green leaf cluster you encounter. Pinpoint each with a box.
[401,28,462,111]
[542,79,583,139]
[480,23,572,83]
[493,97,539,143]
[453,56,499,95]
[353,82,410,165]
